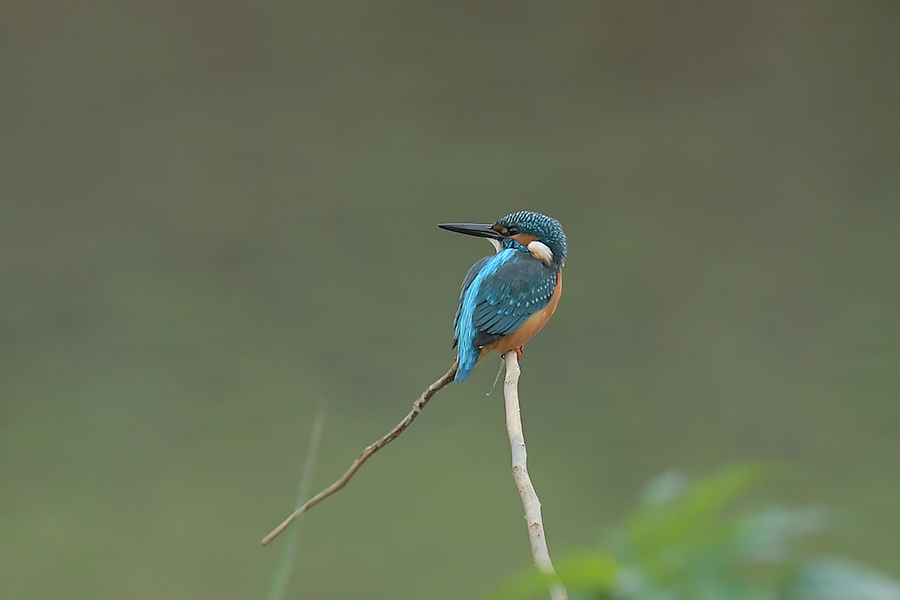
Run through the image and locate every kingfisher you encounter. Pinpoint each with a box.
[439,211,567,383]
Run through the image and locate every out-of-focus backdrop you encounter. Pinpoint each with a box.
[2,2,898,599]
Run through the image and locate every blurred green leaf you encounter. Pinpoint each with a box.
[626,463,769,553]
[556,554,620,591]
[734,507,826,563]
[786,559,900,600]
[266,407,327,600]
[488,554,618,600]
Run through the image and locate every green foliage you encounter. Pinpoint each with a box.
[491,465,900,600]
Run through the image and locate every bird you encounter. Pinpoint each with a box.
[439,211,567,383]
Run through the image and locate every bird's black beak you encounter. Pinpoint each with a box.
[438,222,506,240]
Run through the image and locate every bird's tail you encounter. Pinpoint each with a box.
[454,348,482,382]
[454,363,474,383]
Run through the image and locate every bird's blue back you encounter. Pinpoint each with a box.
[453,241,558,382]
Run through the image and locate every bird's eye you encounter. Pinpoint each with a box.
[507,226,519,235]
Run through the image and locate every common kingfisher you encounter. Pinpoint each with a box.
[439,211,567,383]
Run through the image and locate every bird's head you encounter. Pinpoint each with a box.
[439,211,567,269]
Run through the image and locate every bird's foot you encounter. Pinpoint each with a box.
[515,346,523,360]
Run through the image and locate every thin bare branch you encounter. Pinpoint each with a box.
[262,360,458,546]
[503,351,568,600]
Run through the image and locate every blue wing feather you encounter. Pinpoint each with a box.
[452,255,492,347]
[453,249,557,382]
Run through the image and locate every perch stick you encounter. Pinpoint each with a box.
[503,351,567,600]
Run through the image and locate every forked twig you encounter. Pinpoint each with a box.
[503,351,567,600]
[262,360,458,546]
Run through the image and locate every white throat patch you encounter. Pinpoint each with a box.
[487,238,502,253]
[527,241,554,266]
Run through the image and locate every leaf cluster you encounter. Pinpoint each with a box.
[492,465,900,600]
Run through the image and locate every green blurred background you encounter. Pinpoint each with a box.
[2,2,898,598]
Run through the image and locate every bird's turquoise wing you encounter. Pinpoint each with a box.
[453,249,556,382]
[469,252,557,348]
